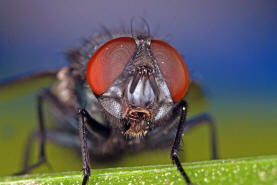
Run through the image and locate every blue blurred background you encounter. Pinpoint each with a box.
[0,0,276,176]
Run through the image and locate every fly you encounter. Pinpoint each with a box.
[0,20,218,185]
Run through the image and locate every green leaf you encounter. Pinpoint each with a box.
[0,155,276,185]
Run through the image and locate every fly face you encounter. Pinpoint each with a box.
[86,35,189,138]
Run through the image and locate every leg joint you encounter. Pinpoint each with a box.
[171,149,178,159]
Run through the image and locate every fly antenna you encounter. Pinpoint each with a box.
[131,17,151,39]
[129,72,140,94]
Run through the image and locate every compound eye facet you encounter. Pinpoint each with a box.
[87,37,136,95]
[151,40,189,102]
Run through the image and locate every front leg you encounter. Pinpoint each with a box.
[171,100,192,185]
[78,109,91,185]
[78,108,111,185]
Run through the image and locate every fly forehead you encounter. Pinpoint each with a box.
[132,37,155,69]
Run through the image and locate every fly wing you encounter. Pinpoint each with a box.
[183,80,209,115]
[0,70,58,101]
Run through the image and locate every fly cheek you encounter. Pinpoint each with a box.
[150,40,189,102]
[86,37,136,95]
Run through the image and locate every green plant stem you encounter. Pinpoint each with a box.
[0,155,276,185]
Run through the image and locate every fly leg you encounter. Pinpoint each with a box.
[15,88,80,175]
[171,100,192,185]
[77,109,96,185]
[14,88,110,178]
[184,113,218,159]
[20,129,83,173]
[14,89,51,175]
[78,108,111,185]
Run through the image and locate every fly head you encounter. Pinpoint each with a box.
[86,34,190,138]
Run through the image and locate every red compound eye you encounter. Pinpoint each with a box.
[87,37,136,95]
[151,40,189,102]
